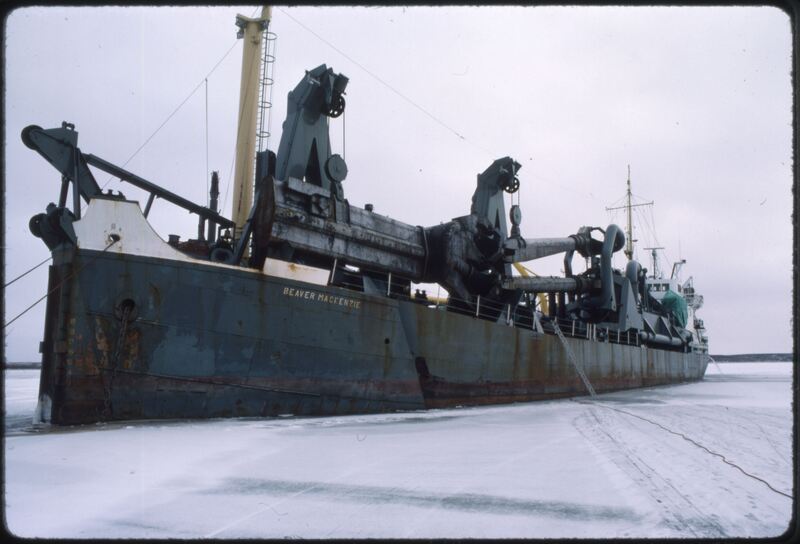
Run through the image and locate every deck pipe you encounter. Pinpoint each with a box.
[503,225,624,300]
[507,237,577,262]
[586,224,625,312]
[625,259,642,306]
[501,276,582,292]
[639,331,684,348]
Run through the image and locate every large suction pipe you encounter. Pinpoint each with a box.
[501,276,585,292]
[506,227,604,264]
[506,237,577,262]
[639,331,684,348]
[586,224,625,312]
[625,259,641,305]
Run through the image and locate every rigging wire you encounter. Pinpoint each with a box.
[342,106,346,160]
[92,5,265,203]
[221,5,267,218]
[90,6,263,222]
[649,204,672,267]
[2,255,52,290]
[634,207,654,248]
[606,187,631,209]
[205,78,210,206]
[633,205,674,275]
[276,7,501,160]
[2,238,119,331]
[221,150,236,219]
[221,27,259,218]
[97,38,241,194]
[14,25,236,291]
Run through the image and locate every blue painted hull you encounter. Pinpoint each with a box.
[37,247,707,425]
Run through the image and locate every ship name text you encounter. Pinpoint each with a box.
[282,287,361,309]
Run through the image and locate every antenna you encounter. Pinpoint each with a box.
[626,165,632,260]
[671,259,686,280]
[643,246,664,278]
[605,165,653,261]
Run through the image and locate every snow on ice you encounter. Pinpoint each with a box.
[3,362,794,538]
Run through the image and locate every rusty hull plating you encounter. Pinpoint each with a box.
[35,245,706,425]
[27,60,708,425]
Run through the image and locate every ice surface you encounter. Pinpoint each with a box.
[3,363,794,538]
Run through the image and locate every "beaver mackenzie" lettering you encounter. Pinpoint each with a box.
[281,286,362,309]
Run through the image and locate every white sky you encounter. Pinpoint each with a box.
[2,6,793,358]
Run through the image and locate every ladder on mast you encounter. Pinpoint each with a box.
[255,22,276,159]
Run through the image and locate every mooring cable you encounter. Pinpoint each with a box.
[91,5,264,201]
[574,398,792,500]
[1,238,119,331]
[276,7,502,161]
[2,255,52,290]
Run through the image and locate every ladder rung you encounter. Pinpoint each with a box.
[552,321,597,397]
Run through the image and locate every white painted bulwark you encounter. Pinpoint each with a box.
[263,258,329,286]
[71,199,257,274]
[73,199,199,262]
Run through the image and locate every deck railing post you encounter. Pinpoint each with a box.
[328,258,338,286]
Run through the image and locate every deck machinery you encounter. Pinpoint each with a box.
[23,62,707,424]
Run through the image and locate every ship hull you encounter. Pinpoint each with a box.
[37,247,708,425]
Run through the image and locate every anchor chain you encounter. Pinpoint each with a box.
[104,303,132,418]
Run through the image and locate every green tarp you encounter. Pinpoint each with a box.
[661,289,688,328]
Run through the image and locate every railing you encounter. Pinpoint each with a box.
[538,315,640,347]
[326,263,641,347]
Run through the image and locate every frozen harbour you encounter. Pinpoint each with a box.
[3,362,794,539]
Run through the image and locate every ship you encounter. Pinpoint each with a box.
[23,8,708,425]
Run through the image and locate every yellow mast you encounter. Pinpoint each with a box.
[231,6,271,243]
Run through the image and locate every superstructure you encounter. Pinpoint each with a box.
[23,9,708,424]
